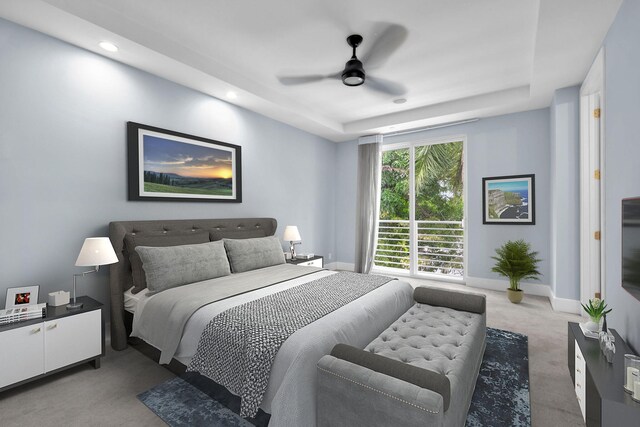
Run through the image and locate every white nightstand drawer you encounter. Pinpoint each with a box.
[296,258,323,268]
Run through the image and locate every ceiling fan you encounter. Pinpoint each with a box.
[277,23,408,96]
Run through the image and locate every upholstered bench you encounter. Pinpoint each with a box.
[317,286,486,427]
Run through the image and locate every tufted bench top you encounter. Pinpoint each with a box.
[365,302,484,379]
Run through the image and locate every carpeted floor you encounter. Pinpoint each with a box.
[0,280,584,426]
[138,327,531,427]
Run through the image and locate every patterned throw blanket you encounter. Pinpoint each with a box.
[187,271,393,418]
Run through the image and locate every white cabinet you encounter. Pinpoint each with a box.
[0,297,103,392]
[574,340,586,421]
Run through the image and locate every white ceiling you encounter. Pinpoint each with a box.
[0,0,623,142]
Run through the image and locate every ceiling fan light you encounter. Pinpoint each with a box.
[343,72,365,86]
[342,58,365,86]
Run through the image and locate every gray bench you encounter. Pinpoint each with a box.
[317,286,486,427]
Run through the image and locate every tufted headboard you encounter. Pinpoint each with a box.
[108,218,277,350]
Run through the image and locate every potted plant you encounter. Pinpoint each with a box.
[491,239,542,303]
[581,297,612,332]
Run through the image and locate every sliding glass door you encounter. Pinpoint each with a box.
[375,138,464,280]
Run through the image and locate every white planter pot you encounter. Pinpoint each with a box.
[584,320,599,332]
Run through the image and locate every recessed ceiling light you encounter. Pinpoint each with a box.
[393,98,407,104]
[98,41,118,52]
[226,91,238,100]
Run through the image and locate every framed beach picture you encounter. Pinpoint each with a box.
[127,122,242,202]
[5,285,39,309]
[482,174,535,225]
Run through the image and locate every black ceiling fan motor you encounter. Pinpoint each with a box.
[342,34,365,86]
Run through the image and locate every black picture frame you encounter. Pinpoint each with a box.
[127,122,242,203]
[482,174,535,225]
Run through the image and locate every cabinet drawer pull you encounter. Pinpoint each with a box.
[576,383,582,388]
[31,327,41,334]
[576,354,582,360]
[576,368,581,373]
[47,323,58,330]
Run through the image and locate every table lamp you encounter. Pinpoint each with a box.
[283,226,302,259]
[68,237,118,310]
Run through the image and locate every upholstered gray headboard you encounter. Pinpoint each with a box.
[108,218,277,350]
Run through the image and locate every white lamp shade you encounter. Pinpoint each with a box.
[283,225,301,242]
[75,237,118,267]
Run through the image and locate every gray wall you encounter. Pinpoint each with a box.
[0,19,337,316]
[602,0,640,351]
[335,109,552,285]
[549,86,581,300]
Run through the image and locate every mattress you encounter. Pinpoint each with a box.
[131,270,414,426]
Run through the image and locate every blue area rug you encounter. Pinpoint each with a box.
[138,376,253,427]
[138,327,530,427]
[466,328,531,427]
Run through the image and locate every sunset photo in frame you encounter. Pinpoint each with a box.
[127,122,242,202]
[482,174,535,225]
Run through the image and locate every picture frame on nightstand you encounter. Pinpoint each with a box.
[5,285,39,309]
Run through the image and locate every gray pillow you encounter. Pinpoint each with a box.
[136,241,231,295]
[210,228,267,241]
[124,231,210,294]
[223,236,285,273]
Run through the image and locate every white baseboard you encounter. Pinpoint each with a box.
[324,261,338,271]
[333,262,355,271]
[550,295,582,314]
[465,276,551,297]
[465,276,581,314]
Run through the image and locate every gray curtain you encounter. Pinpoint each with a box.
[355,140,382,273]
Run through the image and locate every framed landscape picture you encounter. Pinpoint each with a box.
[482,174,535,225]
[127,122,242,202]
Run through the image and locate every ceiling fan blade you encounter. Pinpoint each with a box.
[277,75,328,85]
[366,76,407,96]
[277,72,342,86]
[361,23,408,70]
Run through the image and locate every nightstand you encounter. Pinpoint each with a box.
[0,296,104,392]
[287,255,324,268]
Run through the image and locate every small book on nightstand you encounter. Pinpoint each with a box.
[0,303,46,325]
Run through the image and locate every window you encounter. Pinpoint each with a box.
[375,138,465,279]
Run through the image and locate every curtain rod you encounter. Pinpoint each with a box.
[383,118,479,137]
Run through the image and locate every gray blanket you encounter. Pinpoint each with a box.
[186,271,393,418]
[131,264,320,364]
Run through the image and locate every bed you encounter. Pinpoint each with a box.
[109,218,414,426]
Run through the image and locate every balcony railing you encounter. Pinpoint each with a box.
[374,220,464,277]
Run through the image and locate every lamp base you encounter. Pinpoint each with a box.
[66,301,83,310]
